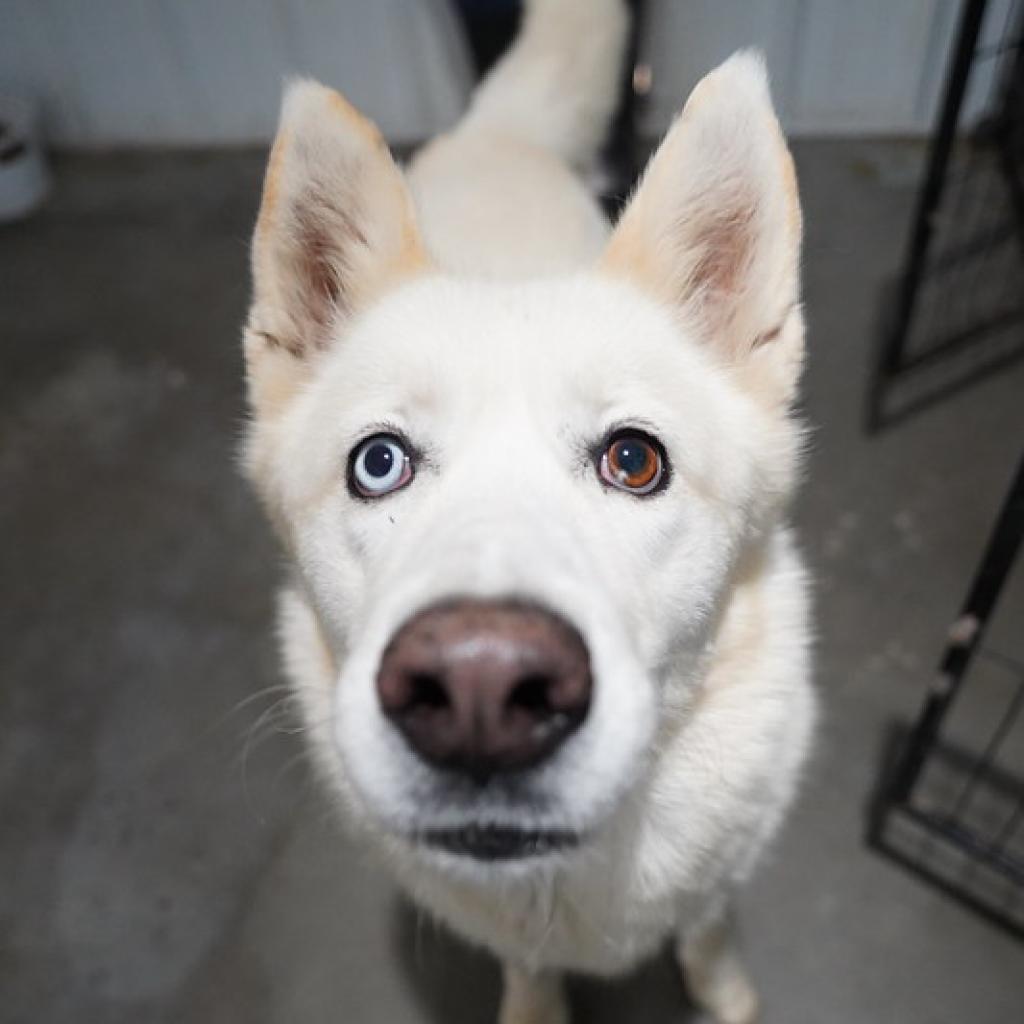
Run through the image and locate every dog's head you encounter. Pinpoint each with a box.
[243,55,804,868]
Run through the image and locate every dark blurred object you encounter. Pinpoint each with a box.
[870,453,1024,940]
[0,93,51,222]
[452,0,522,75]
[601,0,649,216]
[450,0,648,214]
[867,0,1024,432]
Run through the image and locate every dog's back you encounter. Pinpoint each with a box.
[408,0,626,275]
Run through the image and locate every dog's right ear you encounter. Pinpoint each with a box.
[245,80,428,419]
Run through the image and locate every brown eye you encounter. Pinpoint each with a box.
[599,433,665,495]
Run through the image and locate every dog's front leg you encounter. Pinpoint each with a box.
[677,908,759,1024]
[498,964,569,1024]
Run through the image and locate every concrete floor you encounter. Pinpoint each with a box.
[1,140,1023,1024]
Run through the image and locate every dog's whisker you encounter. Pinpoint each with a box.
[236,695,305,823]
[220,682,296,726]
[268,748,317,804]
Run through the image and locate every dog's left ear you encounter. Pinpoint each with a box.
[602,52,803,407]
[246,80,428,419]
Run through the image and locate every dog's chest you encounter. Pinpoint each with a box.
[404,860,684,976]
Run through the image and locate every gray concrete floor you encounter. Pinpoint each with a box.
[2,141,1023,1024]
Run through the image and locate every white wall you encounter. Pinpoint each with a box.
[639,0,957,136]
[0,0,1012,147]
[0,0,474,146]
[639,0,1015,137]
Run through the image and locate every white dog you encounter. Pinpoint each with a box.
[241,1,816,1021]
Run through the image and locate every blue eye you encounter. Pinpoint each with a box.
[350,434,413,497]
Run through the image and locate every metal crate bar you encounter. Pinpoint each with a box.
[870,455,1024,939]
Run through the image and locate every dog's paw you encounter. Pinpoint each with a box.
[679,914,759,1024]
[499,966,569,1024]
[499,1007,569,1024]
[707,977,759,1024]
[499,995,569,1024]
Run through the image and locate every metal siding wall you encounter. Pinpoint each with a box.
[0,0,992,146]
[639,0,968,137]
[637,0,805,134]
[787,0,943,133]
[0,0,473,146]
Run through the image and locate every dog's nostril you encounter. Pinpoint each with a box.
[406,671,450,710]
[507,674,555,715]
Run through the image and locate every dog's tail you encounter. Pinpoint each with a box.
[455,0,630,169]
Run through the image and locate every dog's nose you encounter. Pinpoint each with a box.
[376,600,592,782]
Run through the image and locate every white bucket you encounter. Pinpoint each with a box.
[0,94,51,222]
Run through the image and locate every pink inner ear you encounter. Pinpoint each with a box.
[684,197,757,306]
[668,186,761,354]
[289,179,375,348]
[294,218,341,339]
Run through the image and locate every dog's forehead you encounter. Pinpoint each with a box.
[332,274,719,414]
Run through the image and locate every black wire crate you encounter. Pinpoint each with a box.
[867,0,1024,432]
[870,456,1024,939]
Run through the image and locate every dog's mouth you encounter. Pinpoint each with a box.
[417,823,581,861]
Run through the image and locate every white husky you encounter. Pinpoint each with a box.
[241,1,815,1021]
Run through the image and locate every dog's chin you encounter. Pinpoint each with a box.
[415,823,582,863]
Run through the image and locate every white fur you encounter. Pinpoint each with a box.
[242,3,816,1021]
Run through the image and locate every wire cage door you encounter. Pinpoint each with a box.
[867,0,1024,432]
[870,455,1024,938]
